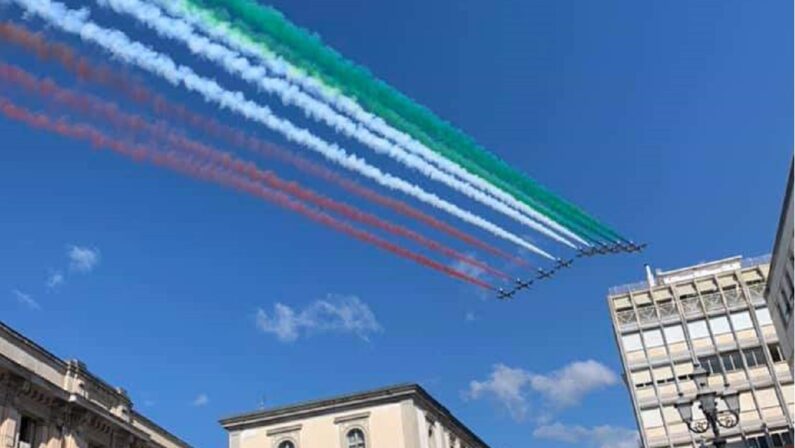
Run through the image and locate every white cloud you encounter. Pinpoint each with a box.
[68,245,101,273]
[465,360,618,421]
[46,271,64,290]
[255,295,382,343]
[12,289,40,310]
[450,255,486,281]
[533,422,639,448]
[465,364,533,420]
[192,393,209,407]
[465,311,477,322]
[529,360,618,409]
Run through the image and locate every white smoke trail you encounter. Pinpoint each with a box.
[95,0,578,248]
[146,0,590,247]
[7,0,555,259]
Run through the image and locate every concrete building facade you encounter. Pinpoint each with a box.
[608,256,794,447]
[765,163,794,372]
[0,322,188,448]
[219,384,488,448]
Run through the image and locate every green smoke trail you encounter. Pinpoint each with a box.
[184,0,624,244]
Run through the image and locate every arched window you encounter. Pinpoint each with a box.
[346,428,366,448]
[277,441,295,448]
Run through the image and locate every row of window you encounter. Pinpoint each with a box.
[622,308,773,352]
[277,429,366,448]
[745,430,794,448]
[631,344,785,389]
[615,286,756,327]
[698,344,784,375]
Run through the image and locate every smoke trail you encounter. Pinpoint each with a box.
[93,0,578,248]
[7,0,554,260]
[181,0,625,244]
[137,0,590,248]
[0,95,494,289]
[0,63,510,280]
[0,23,525,265]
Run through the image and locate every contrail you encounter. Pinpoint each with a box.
[0,95,495,289]
[0,62,510,281]
[93,0,579,248]
[133,0,589,248]
[0,22,526,265]
[176,0,623,244]
[7,0,554,259]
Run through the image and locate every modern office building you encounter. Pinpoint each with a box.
[0,322,189,448]
[219,384,488,448]
[765,163,794,372]
[608,256,794,447]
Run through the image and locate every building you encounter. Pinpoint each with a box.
[608,256,795,447]
[765,163,794,372]
[219,384,488,448]
[0,322,189,448]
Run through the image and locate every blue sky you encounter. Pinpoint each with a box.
[0,0,791,447]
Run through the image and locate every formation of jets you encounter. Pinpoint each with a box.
[577,241,647,258]
[495,241,646,300]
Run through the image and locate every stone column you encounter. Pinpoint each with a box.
[44,401,68,448]
[62,409,88,448]
[0,374,26,448]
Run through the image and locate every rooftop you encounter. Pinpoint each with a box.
[608,254,771,296]
[0,320,191,448]
[219,383,489,447]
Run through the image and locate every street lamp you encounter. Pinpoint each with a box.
[675,364,740,448]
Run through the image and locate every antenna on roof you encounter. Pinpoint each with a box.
[645,264,656,288]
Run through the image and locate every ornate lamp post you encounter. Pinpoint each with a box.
[675,365,740,447]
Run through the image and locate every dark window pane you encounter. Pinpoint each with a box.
[722,353,734,371]
[730,352,743,372]
[770,345,783,363]
[710,357,722,373]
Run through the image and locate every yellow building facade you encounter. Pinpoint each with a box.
[220,384,488,448]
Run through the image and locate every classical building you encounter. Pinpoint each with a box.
[765,163,794,372]
[608,256,794,447]
[219,384,488,448]
[0,322,189,448]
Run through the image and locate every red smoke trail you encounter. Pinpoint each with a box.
[0,22,527,267]
[0,95,493,290]
[0,63,507,280]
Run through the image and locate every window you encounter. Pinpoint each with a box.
[744,347,766,368]
[730,311,753,330]
[17,418,34,448]
[769,344,784,363]
[640,409,663,428]
[277,441,295,448]
[699,355,722,375]
[643,329,664,348]
[709,316,731,335]
[663,325,685,343]
[622,333,643,351]
[778,293,793,323]
[756,308,773,326]
[17,416,35,448]
[699,347,774,374]
[688,320,710,339]
[346,429,366,448]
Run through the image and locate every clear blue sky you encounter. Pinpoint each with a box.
[0,0,791,447]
